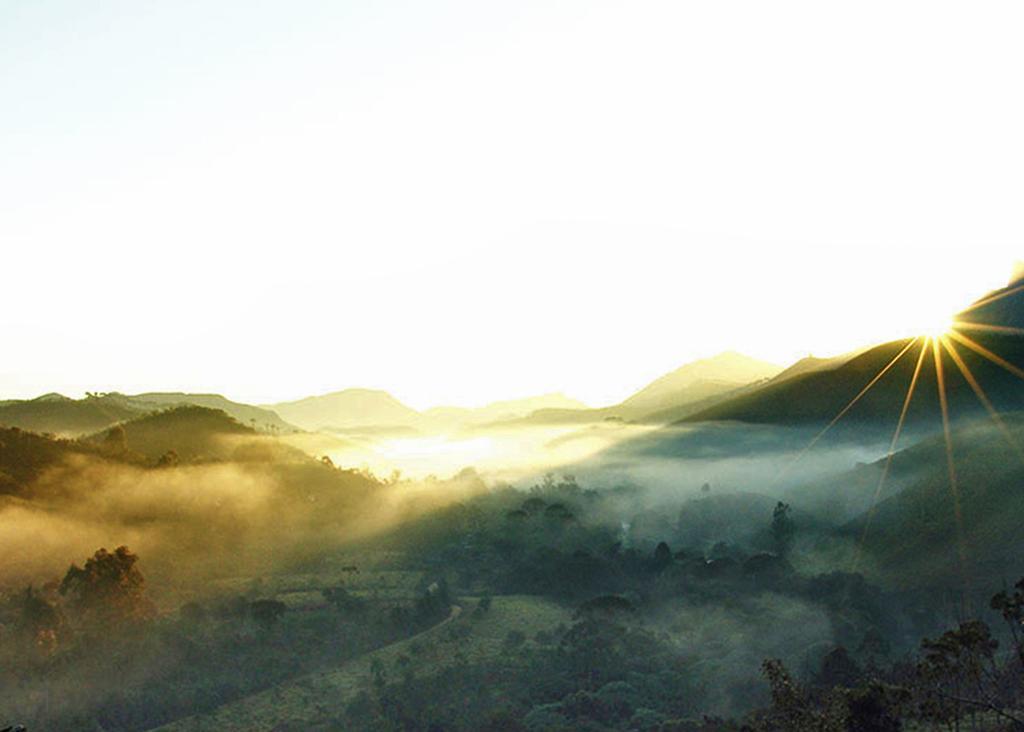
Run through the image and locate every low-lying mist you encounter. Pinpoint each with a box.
[0,435,489,595]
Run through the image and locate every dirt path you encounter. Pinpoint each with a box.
[146,595,569,732]
[147,605,462,732]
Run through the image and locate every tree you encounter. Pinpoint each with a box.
[250,599,287,630]
[652,541,672,569]
[15,586,65,657]
[990,577,1024,667]
[103,424,127,453]
[771,501,795,556]
[915,620,1014,730]
[59,546,154,629]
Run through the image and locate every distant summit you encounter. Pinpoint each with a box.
[268,388,423,431]
[424,393,588,428]
[619,351,782,415]
[269,388,589,433]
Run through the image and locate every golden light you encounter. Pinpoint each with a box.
[916,314,956,339]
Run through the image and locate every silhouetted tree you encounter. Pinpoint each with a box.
[771,501,795,556]
[59,546,154,629]
[103,423,127,453]
[653,541,672,569]
[250,599,287,630]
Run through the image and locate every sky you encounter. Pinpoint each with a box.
[1,1,1022,409]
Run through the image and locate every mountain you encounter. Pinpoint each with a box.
[682,337,1024,431]
[267,389,424,431]
[128,393,296,433]
[424,393,588,428]
[0,424,126,494]
[498,352,782,427]
[684,336,1024,429]
[0,391,297,437]
[618,351,781,416]
[768,348,866,385]
[0,393,149,436]
[88,405,258,461]
[681,277,1024,429]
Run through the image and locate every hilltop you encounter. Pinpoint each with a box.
[501,351,782,428]
[0,392,147,436]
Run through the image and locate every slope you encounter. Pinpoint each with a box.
[128,393,297,433]
[267,388,424,431]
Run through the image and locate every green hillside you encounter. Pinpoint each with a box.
[0,425,133,494]
[0,393,148,435]
[683,334,1024,429]
[849,414,1024,590]
[128,393,297,433]
[88,405,258,461]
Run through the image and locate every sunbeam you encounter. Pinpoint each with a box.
[940,334,1024,465]
[958,281,1024,317]
[952,321,1024,338]
[853,335,931,571]
[932,335,970,589]
[947,330,1024,382]
[771,338,919,485]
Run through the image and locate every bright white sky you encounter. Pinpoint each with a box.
[1,1,1021,409]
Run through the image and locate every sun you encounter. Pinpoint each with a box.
[916,314,956,339]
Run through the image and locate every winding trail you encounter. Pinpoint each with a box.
[147,605,462,732]
[147,595,569,732]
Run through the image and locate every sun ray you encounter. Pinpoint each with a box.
[947,330,1024,382]
[772,338,919,485]
[958,282,1024,316]
[940,334,1024,465]
[932,335,970,589]
[952,321,1024,338]
[853,335,930,570]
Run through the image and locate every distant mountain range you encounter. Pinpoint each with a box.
[265,389,589,434]
[502,352,784,427]
[5,270,1022,443]
[0,392,296,437]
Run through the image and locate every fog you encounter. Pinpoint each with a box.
[2,410,1013,731]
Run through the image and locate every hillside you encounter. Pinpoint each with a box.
[767,349,865,385]
[497,352,782,428]
[149,595,571,732]
[618,351,781,416]
[849,413,1024,590]
[683,278,1024,429]
[267,388,424,431]
[128,393,297,433]
[0,392,148,435]
[0,425,132,494]
[88,405,259,461]
[682,333,1024,430]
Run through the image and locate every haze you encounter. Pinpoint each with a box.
[2,1,1022,408]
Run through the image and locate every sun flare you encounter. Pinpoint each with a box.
[916,315,956,339]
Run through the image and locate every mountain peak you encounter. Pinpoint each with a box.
[621,352,782,411]
[33,392,71,402]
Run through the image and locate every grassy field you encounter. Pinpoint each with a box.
[147,594,571,732]
[204,554,427,610]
